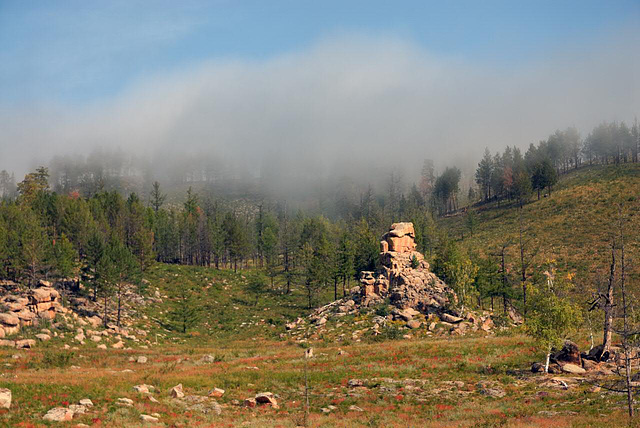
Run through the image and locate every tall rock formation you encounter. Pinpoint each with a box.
[359,222,456,313]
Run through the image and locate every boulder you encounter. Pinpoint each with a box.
[208,388,225,398]
[43,407,74,422]
[0,313,20,326]
[531,362,545,373]
[68,404,86,414]
[561,363,586,374]
[79,399,93,407]
[134,384,154,394]
[15,339,36,349]
[406,320,421,329]
[169,384,184,398]
[0,388,11,409]
[117,397,134,406]
[439,313,463,324]
[388,222,415,238]
[552,341,582,365]
[255,392,279,408]
[30,287,59,303]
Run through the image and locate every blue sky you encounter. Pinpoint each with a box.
[1,0,638,105]
[0,1,638,176]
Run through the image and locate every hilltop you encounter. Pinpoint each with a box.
[441,163,640,299]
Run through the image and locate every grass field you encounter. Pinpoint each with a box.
[0,261,636,427]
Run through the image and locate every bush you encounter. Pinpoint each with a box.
[374,304,390,317]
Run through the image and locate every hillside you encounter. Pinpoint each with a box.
[441,163,640,299]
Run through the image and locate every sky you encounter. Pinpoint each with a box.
[0,0,638,177]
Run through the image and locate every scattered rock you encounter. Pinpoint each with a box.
[169,384,184,398]
[137,356,148,364]
[243,398,257,408]
[134,384,154,394]
[349,405,364,412]
[406,320,421,329]
[255,392,279,408]
[531,362,545,373]
[117,397,134,406]
[78,399,93,407]
[97,344,107,350]
[348,379,364,388]
[35,333,51,341]
[561,363,586,374]
[439,313,463,324]
[208,388,225,398]
[15,339,36,349]
[140,414,159,423]
[0,388,11,409]
[68,404,86,415]
[553,341,582,366]
[43,407,74,422]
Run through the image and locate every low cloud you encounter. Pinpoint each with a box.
[1,30,638,186]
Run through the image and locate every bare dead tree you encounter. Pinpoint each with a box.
[518,207,539,320]
[617,205,634,417]
[603,240,616,354]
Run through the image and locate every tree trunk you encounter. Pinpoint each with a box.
[544,346,551,373]
[117,286,122,327]
[602,243,615,354]
[103,295,108,328]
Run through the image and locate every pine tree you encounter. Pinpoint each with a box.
[168,284,201,333]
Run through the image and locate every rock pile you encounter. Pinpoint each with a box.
[288,222,508,340]
[0,282,63,340]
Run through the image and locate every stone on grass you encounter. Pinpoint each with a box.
[117,397,134,406]
[97,344,107,350]
[140,414,159,423]
[243,398,257,408]
[0,388,11,409]
[255,392,279,408]
[169,384,184,398]
[15,339,36,349]
[137,356,148,364]
[35,334,51,341]
[208,388,225,398]
[43,407,74,422]
[78,398,93,407]
[561,363,586,374]
[349,405,364,412]
[348,379,364,388]
[134,384,154,394]
[68,404,86,414]
[112,341,124,349]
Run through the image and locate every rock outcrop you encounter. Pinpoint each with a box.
[359,222,456,314]
[0,282,63,338]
